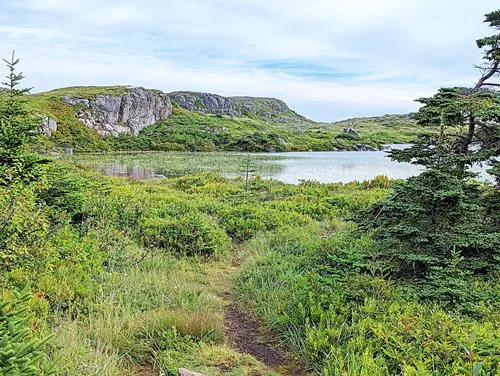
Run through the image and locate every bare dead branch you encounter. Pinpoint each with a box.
[475,60,500,88]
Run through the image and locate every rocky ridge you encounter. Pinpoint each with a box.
[55,87,312,137]
[169,91,311,123]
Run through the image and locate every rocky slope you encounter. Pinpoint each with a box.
[33,86,311,137]
[60,87,172,136]
[169,91,311,123]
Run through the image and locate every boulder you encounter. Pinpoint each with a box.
[178,368,206,376]
[342,127,360,137]
[40,116,57,136]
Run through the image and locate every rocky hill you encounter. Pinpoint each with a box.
[29,85,420,152]
[33,86,312,138]
[62,87,172,136]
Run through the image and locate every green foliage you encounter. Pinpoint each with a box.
[303,282,499,375]
[0,293,52,375]
[391,10,500,178]
[0,164,108,312]
[358,10,500,316]
[360,170,499,276]
[357,169,499,313]
[391,88,500,176]
[0,53,38,141]
[476,10,500,64]
[1,44,497,374]
[235,228,500,375]
[0,185,50,273]
[218,204,313,241]
[27,85,422,153]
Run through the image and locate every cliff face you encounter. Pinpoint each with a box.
[169,91,311,123]
[62,87,172,136]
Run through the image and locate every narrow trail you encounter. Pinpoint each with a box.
[223,301,308,376]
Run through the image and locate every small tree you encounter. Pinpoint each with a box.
[0,52,45,185]
[390,10,500,181]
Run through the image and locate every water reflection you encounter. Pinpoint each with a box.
[97,146,492,184]
[102,163,157,179]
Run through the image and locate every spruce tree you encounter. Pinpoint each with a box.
[390,10,500,180]
[0,52,46,185]
[358,10,500,312]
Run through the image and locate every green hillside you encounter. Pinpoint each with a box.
[28,86,421,152]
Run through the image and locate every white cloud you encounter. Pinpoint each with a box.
[1,0,499,120]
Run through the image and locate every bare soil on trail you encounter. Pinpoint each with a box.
[224,304,308,376]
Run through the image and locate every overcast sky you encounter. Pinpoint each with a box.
[1,1,498,121]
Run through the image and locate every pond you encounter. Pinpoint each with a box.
[255,149,422,184]
[71,145,492,184]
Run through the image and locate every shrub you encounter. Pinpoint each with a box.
[141,212,231,257]
[218,204,313,241]
[235,227,500,375]
[0,186,50,273]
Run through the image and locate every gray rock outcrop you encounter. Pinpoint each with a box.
[63,87,172,136]
[40,116,57,136]
[169,91,311,123]
[352,144,377,151]
[170,92,238,117]
[342,127,360,137]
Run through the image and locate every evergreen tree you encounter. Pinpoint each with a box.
[0,52,46,185]
[390,10,500,181]
[359,11,500,312]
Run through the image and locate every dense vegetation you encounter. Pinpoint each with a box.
[28,86,420,153]
[1,9,499,376]
[107,110,418,153]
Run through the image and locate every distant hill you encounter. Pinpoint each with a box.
[29,85,421,152]
[169,91,312,124]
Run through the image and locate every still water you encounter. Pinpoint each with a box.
[257,150,423,184]
[91,145,439,184]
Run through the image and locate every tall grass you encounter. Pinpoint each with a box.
[46,247,278,375]
[67,152,286,179]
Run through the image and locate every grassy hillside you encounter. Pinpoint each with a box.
[28,86,422,152]
[110,108,420,152]
[29,88,113,151]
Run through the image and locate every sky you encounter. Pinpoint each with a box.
[1,0,498,121]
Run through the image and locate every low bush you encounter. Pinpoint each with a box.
[218,204,313,241]
[141,212,231,257]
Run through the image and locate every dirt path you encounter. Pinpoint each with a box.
[224,303,308,376]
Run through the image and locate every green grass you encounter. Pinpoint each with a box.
[3,160,498,375]
[33,85,130,99]
[234,226,500,375]
[112,108,420,152]
[46,238,277,375]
